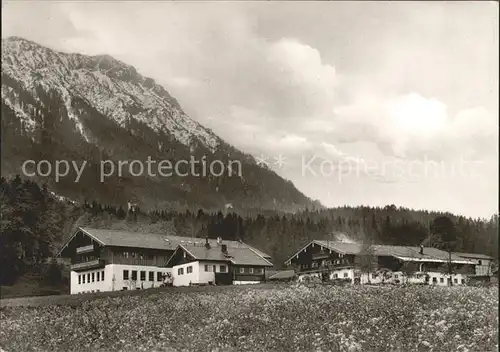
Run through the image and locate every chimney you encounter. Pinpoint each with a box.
[221,244,227,254]
[419,245,424,255]
[205,237,211,249]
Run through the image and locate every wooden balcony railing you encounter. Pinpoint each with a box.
[71,259,105,271]
[298,264,355,274]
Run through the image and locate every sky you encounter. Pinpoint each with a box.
[2,1,499,218]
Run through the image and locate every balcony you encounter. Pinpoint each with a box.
[312,252,331,260]
[71,259,106,271]
[299,262,354,274]
[76,244,94,254]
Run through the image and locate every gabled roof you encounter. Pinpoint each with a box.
[284,240,476,265]
[451,252,494,260]
[57,227,271,259]
[165,244,274,267]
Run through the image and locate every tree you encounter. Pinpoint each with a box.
[125,279,137,290]
[400,262,418,284]
[44,258,63,286]
[358,239,376,284]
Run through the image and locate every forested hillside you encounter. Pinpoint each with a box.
[1,176,498,293]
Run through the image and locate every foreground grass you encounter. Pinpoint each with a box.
[0,285,497,352]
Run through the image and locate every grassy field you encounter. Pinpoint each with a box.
[0,284,498,352]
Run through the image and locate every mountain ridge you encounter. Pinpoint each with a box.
[1,36,322,213]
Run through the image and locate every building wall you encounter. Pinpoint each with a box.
[466,258,493,276]
[172,261,201,287]
[198,261,227,284]
[297,268,469,286]
[70,266,110,294]
[426,272,468,286]
[70,264,171,294]
[172,261,230,286]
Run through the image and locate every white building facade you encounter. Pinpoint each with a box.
[70,264,172,294]
[452,252,494,276]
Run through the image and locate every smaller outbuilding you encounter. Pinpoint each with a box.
[165,237,274,286]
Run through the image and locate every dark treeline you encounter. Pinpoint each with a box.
[1,176,498,287]
[0,175,76,286]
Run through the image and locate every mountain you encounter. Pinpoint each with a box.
[1,36,321,213]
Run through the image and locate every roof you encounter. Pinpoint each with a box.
[166,244,274,267]
[451,252,494,260]
[57,227,271,259]
[285,240,477,265]
[268,270,296,280]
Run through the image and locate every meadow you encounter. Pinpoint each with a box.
[0,284,498,352]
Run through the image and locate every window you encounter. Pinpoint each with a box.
[461,279,465,284]
[123,270,129,280]
[97,272,100,282]
[96,290,100,292]
[187,266,193,274]
[334,273,338,279]
[239,267,244,273]
[478,260,482,265]
[249,268,254,274]
[255,268,263,274]
[131,252,136,258]
[204,265,210,272]
[343,273,348,278]
[139,253,144,260]
[87,273,90,283]
[123,252,129,258]
[213,265,217,273]
[454,279,458,284]
[432,277,437,283]
[78,275,81,284]
[220,265,227,273]
[101,271,104,281]
[157,272,163,281]
[83,275,86,284]
[149,272,154,281]
[140,271,146,281]
[178,268,184,275]
[440,278,444,283]
[91,272,95,282]
[131,270,137,280]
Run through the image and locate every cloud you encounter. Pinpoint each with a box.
[334,93,497,160]
[2,1,497,217]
